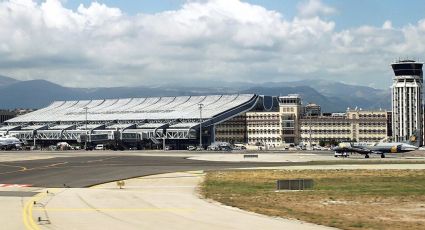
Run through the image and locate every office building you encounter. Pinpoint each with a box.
[246,111,281,148]
[300,110,389,145]
[0,110,15,124]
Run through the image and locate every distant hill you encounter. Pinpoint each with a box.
[0,80,84,108]
[0,75,391,112]
[284,79,391,110]
[240,86,343,112]
[0,75,19,86]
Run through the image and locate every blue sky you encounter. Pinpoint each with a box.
[62,0,425,30]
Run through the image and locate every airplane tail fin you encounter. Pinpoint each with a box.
[407,129,421,147]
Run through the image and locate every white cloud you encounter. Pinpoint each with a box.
[382,20,393,29]
[0,0,424,88]
[297,0,336,18]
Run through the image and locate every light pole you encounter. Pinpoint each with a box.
[84,106,88,150]
[198,103,204,149]
[308,111,312,148]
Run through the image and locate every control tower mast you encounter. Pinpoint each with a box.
[391,59,423,144]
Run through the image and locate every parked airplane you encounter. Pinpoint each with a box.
[0,135,22,150]
[333,132,419,158]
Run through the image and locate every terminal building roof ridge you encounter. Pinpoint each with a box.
[5,94,260,124]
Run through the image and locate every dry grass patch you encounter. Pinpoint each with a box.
[201,169,425,230]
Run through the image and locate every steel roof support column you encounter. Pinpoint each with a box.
[199,103,204,149]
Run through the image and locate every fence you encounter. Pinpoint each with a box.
[276,179,314,190]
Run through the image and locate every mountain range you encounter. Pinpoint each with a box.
[0,75,391,112]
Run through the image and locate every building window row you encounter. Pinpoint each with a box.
[301,130,351,134]
[247,123,279,127]
[246,115,279,120]
[301,138,350,142]
[358,137,384,142]
[216,130,246,134]
[301,123,350,126]
[248,137,281,142]
[358,129,386,134]
[358,114,386,118]
[281,107,295,112]
[248,130,280,134]
[359,122,386,126]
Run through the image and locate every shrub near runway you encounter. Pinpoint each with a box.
[201,169,425,230]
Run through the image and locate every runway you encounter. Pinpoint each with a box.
[0,154,288,187]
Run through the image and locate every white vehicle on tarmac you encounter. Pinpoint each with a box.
[334,151,350,158]
[187,146,196,151]
[95,144,105,150]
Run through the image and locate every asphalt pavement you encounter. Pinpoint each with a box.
[1,150,424,188]
[0,155,288,187]
[1,151,424,230]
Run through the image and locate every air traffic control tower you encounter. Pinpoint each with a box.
[391,59,423,143]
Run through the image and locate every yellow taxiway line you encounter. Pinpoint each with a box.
[23,188,60,230]
[0,162,68,175]
[22,192,46,230]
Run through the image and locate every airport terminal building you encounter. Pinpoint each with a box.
[0,94,278,149]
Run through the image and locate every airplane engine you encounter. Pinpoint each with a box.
[390,145,402,153]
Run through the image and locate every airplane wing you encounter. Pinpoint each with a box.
[334,145,371,154]
[350,146,372,154]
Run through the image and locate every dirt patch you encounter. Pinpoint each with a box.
[202,169,425,230]
[402,150,425,157]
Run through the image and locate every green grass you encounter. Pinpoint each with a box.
[313,176,425,196]
[202,169,425,230]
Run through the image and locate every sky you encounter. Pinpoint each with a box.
[1,0,425,89]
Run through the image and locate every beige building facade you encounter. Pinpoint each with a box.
[214,94,390,147]
[346,110,388,142]
[300,116,351,145]
[246,112,281,148]
[215,114,247,144]
[300,110,389,146]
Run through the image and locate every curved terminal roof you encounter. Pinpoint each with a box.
[7,94,257,123]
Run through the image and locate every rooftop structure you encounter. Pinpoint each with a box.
[391,59,423,78]
[303,103,321,117]
[2,94,275,148]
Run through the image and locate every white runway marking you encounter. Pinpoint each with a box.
[0,184,32,188]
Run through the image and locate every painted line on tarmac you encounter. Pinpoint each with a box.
[0,162,68,176]
[0,163,27,171]
[22,192,46,230]
[84,156,120,163]
[0,184,32,188]
[22,188,61,230]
